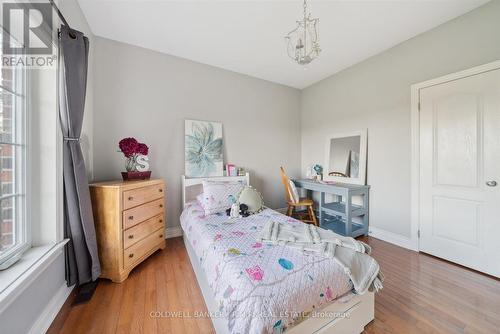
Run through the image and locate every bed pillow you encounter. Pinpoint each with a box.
[237,186,264,215]
[200,180,245,215]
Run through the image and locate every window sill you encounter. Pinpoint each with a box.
[0,240,68,314]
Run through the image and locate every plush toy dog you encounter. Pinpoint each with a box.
[239,204,250,217]
[226,203,251,218]
[227,203,239,218]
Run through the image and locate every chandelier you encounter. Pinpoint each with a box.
[285,0,321,65]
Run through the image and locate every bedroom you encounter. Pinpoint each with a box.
[0,0,499,333]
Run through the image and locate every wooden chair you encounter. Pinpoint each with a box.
[280,167,318,226]
[328,171,348,177]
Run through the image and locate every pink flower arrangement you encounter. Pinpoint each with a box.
[119,137,149,157]
[137,143,149,156]
[118,137,152,179]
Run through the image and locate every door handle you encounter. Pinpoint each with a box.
[486,180,497,187]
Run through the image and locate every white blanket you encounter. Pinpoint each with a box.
[258,221,383,294]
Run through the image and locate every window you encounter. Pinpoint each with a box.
[0,34,28,269]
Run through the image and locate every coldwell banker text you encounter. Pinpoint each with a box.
[2,2,56,68]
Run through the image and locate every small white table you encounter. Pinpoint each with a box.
[293,179,370,238]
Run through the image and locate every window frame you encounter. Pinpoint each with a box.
[0,55,30,269]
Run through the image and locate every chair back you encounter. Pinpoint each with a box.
[280,167,296,204]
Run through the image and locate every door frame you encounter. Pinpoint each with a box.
[410,60,500,252]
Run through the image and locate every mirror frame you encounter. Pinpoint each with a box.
[324,129,367,185]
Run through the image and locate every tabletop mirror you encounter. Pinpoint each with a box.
[324,130,367,185]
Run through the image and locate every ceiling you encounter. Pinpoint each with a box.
[77,0,488,89]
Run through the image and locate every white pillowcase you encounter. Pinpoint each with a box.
[199,180,245,215]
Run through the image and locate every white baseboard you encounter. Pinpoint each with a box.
[28,283,74,334]
[369,227,417,251]
[166,226,183,238]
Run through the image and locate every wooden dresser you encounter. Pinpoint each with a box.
[89,179,166,283]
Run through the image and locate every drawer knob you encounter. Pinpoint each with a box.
[159,204,163,208]
[159,219,163,223]
[159,234,163,238]
[128,234,134,239]
[128,215,134,220]
[129,253,134,258]
[159,189,163,193]
[128,196,133,201]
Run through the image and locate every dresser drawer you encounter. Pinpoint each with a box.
[123,214,164,249]
[124,228,164,269]
[123,183,164,210]
[123,198,164,229]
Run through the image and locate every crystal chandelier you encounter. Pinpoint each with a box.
[285,0,321,65]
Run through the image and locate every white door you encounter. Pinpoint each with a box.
[419,68,500,277]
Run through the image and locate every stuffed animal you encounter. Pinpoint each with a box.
[239,204,250,217]
[226,203,251,218]
[227,203,240,219]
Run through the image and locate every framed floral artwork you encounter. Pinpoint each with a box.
[185,119,224,177]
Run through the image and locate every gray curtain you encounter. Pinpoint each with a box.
[58,25,101,286]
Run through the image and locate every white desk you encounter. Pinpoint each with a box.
[293,179,370,238]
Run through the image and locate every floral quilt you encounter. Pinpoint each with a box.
[180,202,354,334]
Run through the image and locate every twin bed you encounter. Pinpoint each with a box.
[181,174,374,334]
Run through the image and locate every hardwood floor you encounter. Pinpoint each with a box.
[48,236,500,334]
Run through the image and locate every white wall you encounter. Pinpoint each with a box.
[0,254,66,334]
[92,37,301,230]
[301,1,500,238]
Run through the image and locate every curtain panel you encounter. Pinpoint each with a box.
[58,25,100,286]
